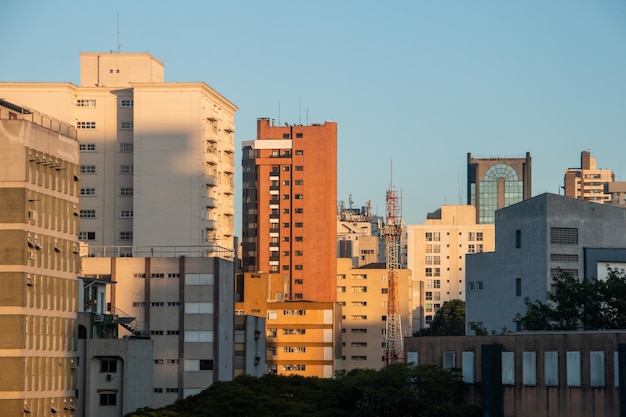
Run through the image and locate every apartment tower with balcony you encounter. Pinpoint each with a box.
[241,118,337,302]
[564,150,615,204]
[0,52,237,254]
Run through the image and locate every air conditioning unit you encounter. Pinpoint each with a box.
[94,314,104,322]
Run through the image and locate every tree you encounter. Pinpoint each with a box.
[514,268,626,331]
[414,299,465,336]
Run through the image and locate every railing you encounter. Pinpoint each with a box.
[81,244,235,260]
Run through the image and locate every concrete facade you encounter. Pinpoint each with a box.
[467,152,532,224]
[407,205,494,330]
[564,150,614,204]
[235,272,341,377]
[0,52,237,254]
[465,193,626,334]
[0,101,80,416]
[337,200,385,268]
[336,259,412,371]
[241,118,337,302]
[405,332,626,417]
[606,181,626,208]
[81,255,234,408]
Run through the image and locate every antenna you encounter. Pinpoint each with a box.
[278,100,281,126]
[117,12,122,52]
[298,98,302,125]
[306,109,309,125]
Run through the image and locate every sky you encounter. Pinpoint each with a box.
[2,1,625,227]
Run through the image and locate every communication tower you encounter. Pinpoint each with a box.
[383,185,403,366]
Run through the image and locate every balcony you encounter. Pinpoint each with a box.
[206,219,217,230]
[205,197,217,208]
[205,175,217,187]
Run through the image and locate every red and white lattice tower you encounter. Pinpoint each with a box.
[383,187,403,366]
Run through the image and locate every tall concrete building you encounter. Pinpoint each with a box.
[82,255,235,408]
[0,100,80,416]
[564,150,615,204]
[241,118,337,302]
[336,259,412,372]
[0,52,237,255]
[407,205,494,330]
[465,193,626,334]
[467,152,532,224]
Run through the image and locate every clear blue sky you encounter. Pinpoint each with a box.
[2,1,625,227]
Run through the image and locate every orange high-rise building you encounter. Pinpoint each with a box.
[241,118,337,302]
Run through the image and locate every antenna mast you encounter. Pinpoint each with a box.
[117,12,122,52]
[383,170,403,366]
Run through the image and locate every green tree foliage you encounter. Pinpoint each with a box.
[414,299,465,336]
[125,363,473,417]
[514,268,626,331]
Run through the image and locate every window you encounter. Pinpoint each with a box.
[515,278,522,297]
[476,232,483,241]
[167,302,180,307]
[120,187,133,196]
[199,360,214,370]
[381,288,388,294]
[425,268,433,277]
[468,244,475,253]
[462,351,475,383]
[79,232,96,240]
[544,351,559,386]
[590,351,605,387]
[120,143,134,152]
[295,150,303,155]
[99,393,117,406]
[502,352,515,385]
[282,194,290,200]
[295,251,303,256]
[76,99,96,107]
[425,292,433,301]
[295,180,303,185]
[76,121,96,129]
[295,222,303,228]
[120,165,134,174]
[434,268,440,277]
[433,279,441,289]
[80,188,96,196]
[120,210,133,218]
[295,165,303,171]
[295,236,303,242]
[295,133,303,138]
[282,166,290,171]
[295,265,303,270]
[120,99,134,107]
[120,121,134,129]
[100,359,117,373]
[515,229,521,248]
[523,352,537,386]
[80,143,96,151]
[477,281,484,291]
[80,209,96,218]
[425,256,433,265]
[443,351,456,370]
[567,351,581,386]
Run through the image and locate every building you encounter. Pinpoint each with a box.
[235,272,341,378]
[81,255,235,408]
[407,205,494,330]
[77,277,153,417]
[405,331,626,417]
[0,100,80,416]
[336,259,412,371]
[241,118,337,302]
[605,182,626,208]
[465,193,626,334]
[564,150,614,204]
[467,152,532,224]
[337,198,385,267]
[0,52,237,254]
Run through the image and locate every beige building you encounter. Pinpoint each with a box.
[336,258,412,371]
[82,255,235,408]
[407,205,494,330]
[337,199,385,267]
[605,182,626,208]
[0,100,80,416]
[0,52,237,254]
[235,272,341,378]
[564,150,614,204]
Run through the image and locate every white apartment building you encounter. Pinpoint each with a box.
[407,205,494,330]
[0,52,237,255]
